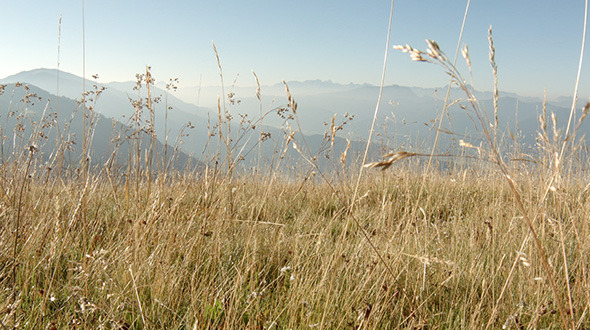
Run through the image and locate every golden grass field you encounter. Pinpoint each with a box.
[2,161,590,328]
[2,10,590,329]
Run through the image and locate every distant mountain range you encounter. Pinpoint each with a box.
[0,82,196,172]
[1,69,208,152]
[0,69,367,172]
[172,75,589,152]
[2,68,589,172]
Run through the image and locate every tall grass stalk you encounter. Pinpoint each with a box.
[10,146,35,323]
[425,0,471,175]
[55,13,63,176]
[145,66,155,197]
[81,0,87,180]
[350,0,395,226]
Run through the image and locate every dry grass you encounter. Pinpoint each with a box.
[1,165,590,328]
[2,68,590,329]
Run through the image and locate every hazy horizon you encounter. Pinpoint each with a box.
[2,1,589,100]
[2,67,587,105]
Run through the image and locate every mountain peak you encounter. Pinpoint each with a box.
[2,68,80,81]
[0,68,100,98]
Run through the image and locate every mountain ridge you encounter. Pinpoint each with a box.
[5,68,586,104]
[3,68,590,164]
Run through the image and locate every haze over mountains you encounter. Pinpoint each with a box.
[1,68,589,170]
[171,74,589,154]
[173,75,587,143]
[0,82,198,170]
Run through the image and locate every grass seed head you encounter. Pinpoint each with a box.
[364,151,417,171]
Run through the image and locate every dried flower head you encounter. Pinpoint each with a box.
[577,101,590,127]
[393,44,426,62]
[426,39,445,60]
[364,151,417,171]
[461,44,471,68]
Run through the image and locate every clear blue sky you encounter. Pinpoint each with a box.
[2,0,588,98]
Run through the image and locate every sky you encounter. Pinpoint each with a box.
[1,0,589,99]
